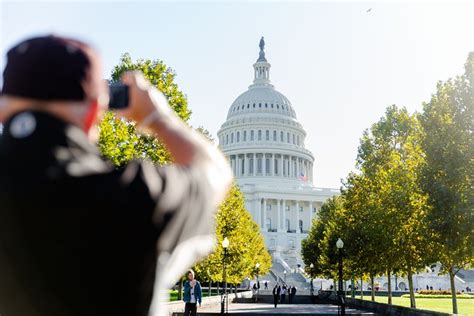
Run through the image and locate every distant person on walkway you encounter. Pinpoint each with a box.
[272,284,281,308]
[264,281,268,289]
[290,285,297,304]
[426,285,429,290]
[183,270,202,316]
[281,285,287,303]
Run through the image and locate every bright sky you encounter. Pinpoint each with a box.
[1,1,473,188]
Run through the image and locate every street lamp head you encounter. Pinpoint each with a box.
[283,270,287,274]
[336,238,344,249]
[310,263,314,268]
[222,237,229,249]
[255,262,260,268]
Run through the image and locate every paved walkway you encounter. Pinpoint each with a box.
[199,302,374,314]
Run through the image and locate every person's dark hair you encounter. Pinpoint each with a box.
[1,35,97,101]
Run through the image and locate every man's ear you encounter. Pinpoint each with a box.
[83,99,99,133]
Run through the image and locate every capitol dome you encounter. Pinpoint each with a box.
[218,37,315,185]
[227,84,297,120]
[216,37,339,273]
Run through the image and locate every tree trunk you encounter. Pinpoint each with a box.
[387,270,392,305]
[333,279,337,296]
[449,268,458,314]
[209,281,212,297]
[360,278,364,300]
[407,269,416,308]
[370,275,375,302]
[351,276,355,299]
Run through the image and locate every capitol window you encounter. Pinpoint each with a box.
[226,134,229,144]
[243,131,247,141]
[299,220,303,233]
[265,130,269,140]
[292,134,295,144]
[265,158,270,174]
[277,104,280,109]
[280,131,284,141]
[258,130,262,140]
[237,132,240,142]
[271,104,274,108]
[287,132,290,143]
[265,103,268,108]
[259,103,262,108]
[273,130,277,141]
[253,103,255,108]
[274,161,279,174]
[297,136,300,145]
[250,130,254,141]
[231,133,234,143]
[247,104,250,108]
[249,158,254,174]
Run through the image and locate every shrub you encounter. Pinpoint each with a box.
[417,290,462,295]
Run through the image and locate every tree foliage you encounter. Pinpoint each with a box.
[193,184,271,284]
[418,53,474,314]
[302,53,473,313]
[99,53,191,166]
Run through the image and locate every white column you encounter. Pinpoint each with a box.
[282,200,286,231]
[277,199,281,231]
[295,201,300,233]
[280,155,284,177]
[289,156,293,178]
[244,154,248,176]
[263,198,267,231]
[296,157,300,178]
[253,153,257,176]
[254,199,260,227]
[237,155,241,176]
[271,154,275,176]
[263,153,267,176]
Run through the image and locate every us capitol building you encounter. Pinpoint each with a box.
[217,38,339,276]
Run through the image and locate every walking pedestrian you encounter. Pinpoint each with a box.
[281,285,287,303]
[272,284,281,308]
[183,270,202,316]
[291,285,297,304]
[264,281,268,289]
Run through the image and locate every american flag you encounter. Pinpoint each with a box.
[298,172,307,181]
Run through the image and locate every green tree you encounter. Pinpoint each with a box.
[193,184,271,284]
[358,105,433,307]
[99,53,191,166]
[419,52,474,314]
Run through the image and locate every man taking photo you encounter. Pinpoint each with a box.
[0,35,232,316]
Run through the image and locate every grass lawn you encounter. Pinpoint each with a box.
[169,289,222,302]
[362,295,474,316]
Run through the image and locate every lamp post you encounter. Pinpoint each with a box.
[395,274,399,291]
[336,238,345,316]
[221,237,229,315]
[283,270,287,284]
[310,263,315,301]
[255,263,260,302]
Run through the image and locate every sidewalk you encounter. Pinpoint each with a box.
[198,302,374,315]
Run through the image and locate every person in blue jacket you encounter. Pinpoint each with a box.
[183,270,202,316]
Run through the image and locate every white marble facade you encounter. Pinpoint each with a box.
[217,38,339,268]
